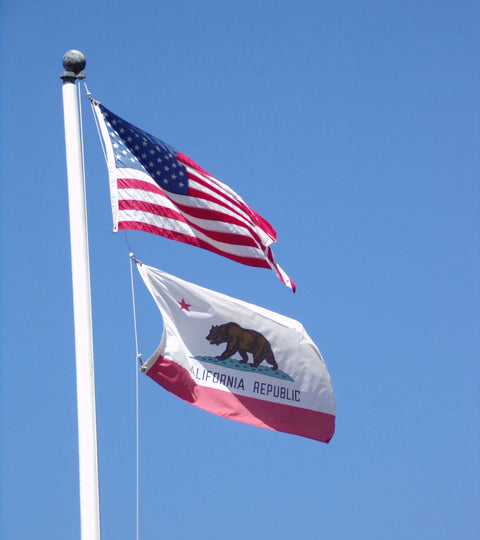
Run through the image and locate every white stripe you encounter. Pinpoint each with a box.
[268,258,292,289]
[165,192,269,245]
[116,165,251,224]
[117,178,272,247]
[187,176,253,218]
[117,185,256,234]
[113,166,273,247]
[114,167,259,232]
[186,172,274,246]
[117,209,267,260]
[187,171,261,225]
[185,165,248,206]
[117,167,158,185]
[118,188,263,242]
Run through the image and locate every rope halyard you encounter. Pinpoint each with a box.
[127,249,141,540]
[84,84,108,163]
[83,81,98,105]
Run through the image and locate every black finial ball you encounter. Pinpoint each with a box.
[62,50,86,74]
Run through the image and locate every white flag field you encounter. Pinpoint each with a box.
[137,263,335,442]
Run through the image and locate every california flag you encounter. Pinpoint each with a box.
[138,263,335,442]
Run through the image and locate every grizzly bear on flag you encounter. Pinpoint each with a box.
[206,322,278,370]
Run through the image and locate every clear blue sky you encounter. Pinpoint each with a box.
[1,1,479,539]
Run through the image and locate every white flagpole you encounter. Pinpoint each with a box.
[61,50,101,540]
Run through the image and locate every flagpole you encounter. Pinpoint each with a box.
[61,50,101,540]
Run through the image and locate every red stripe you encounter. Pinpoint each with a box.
[187,183,254,225]
[117,174,252,231]
[145,354,335,443]
[189,173,277,242]
[265,246,296,292]
[118,176,255,231]
[118,199,260,247]
[118,177,164,195]
[176,151,211,177]
[249,209,277,242]
[188,173,253,220]
[172,196,258,229]
[118,221,271,268]
[117,177,266,248]
[170,195,266,248]
[115,175,293,288]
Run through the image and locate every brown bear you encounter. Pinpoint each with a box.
[206,322,278,370]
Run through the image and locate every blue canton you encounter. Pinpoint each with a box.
[100,104,188,195]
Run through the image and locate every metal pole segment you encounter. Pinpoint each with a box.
[61,50,101,540]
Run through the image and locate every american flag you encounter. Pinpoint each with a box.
[92,99,295,291]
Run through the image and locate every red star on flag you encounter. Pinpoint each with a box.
[178,298,191,311]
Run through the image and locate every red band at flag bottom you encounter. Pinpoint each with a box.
[143,354,335,443]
